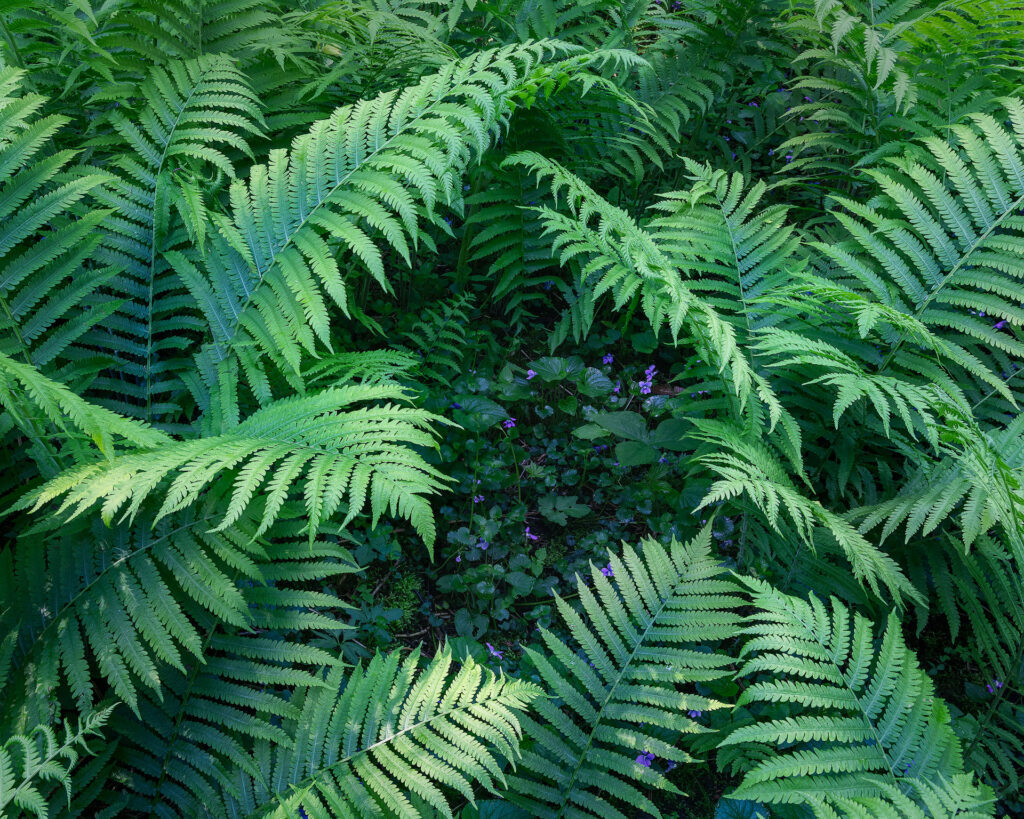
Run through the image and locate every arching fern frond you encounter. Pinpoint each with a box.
[17,384,452,550]
[504,528,744,818]
[691,418,920,605]
[0,708,113,819]
[503,151,781,424]
[225,647,542,819]
[0,352,170,454]
[722,578,989,814]
[174,42,609,376]
[820,97,1024,402]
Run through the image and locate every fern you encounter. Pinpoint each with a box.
[224,647,541,818]
[103,519,356,816]
[0,68,115,370]
[0,708,113,819]
[504,529,744,818]
[398,292,475,386]
[722,578,991,814]
[818,98,1024,401]
[172,42,600,377]
[92,55,263,423]
[17,384,453,550]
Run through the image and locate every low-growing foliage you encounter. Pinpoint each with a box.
[0,0,1022,817]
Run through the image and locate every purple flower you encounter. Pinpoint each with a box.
[455,555,462,563]
[601,563,613,577]
[688,710,702,718]
[602,353,614,364]
[613,381,621,394]
[473,494,485,503]
[994,320,1007,330]
[478,539,489,550]
[525,526,538,542]
[486,642,504,659]
[635,750,655,767]
[502,418,516,429]
[449,402,462,409]
[526,369,537,380]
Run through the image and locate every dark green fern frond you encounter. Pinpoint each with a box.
[0,68,116,370]
[0,511,273,717]
[18,384,453,550]
[398,292,474,386]
[92,55,263,423]
[104,522,355,817]
[504,529,743,818]
[0,708,113,819]
[225,646,542,819]
[722,578,988,814]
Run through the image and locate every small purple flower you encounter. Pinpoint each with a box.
[473,494,485,503]
[455,555,462,563]
[602,353,614,364]
[688,710,702,718]
[525,526,538,542]
[613,381,621,394]
[635,750,655,767]
[502,418,516,429]
[478,539,489,551]
[994,320,1007,330]
[450,402,462,409]
[486,642,504,659]
[526,369,537,380]
[600,563,613,577]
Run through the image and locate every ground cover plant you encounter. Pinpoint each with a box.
[0,0,1022,816]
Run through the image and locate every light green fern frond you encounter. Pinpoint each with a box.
[820,98,1024,401]
[225,647,541,819]
[504,528,743,818]
[17,384,452,549]
[722,578,987,814]
[172,42,594,376]
[0,708,113,819]
[691,418,920,605]
[0,351,172,472]
[503,151,777,421]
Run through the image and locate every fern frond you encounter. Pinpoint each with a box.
[17,384,453,550]
[173,42,596,376]
[106,520,355,817]
[225,647,542,819]
[398,292,474,386]
[691,418,920,605]
[504,528,744,818]
[0,68,115,369]
[821,98,1024,401]
[0,708,113,819]
[93,55,263,423]
[722,578,988,814]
